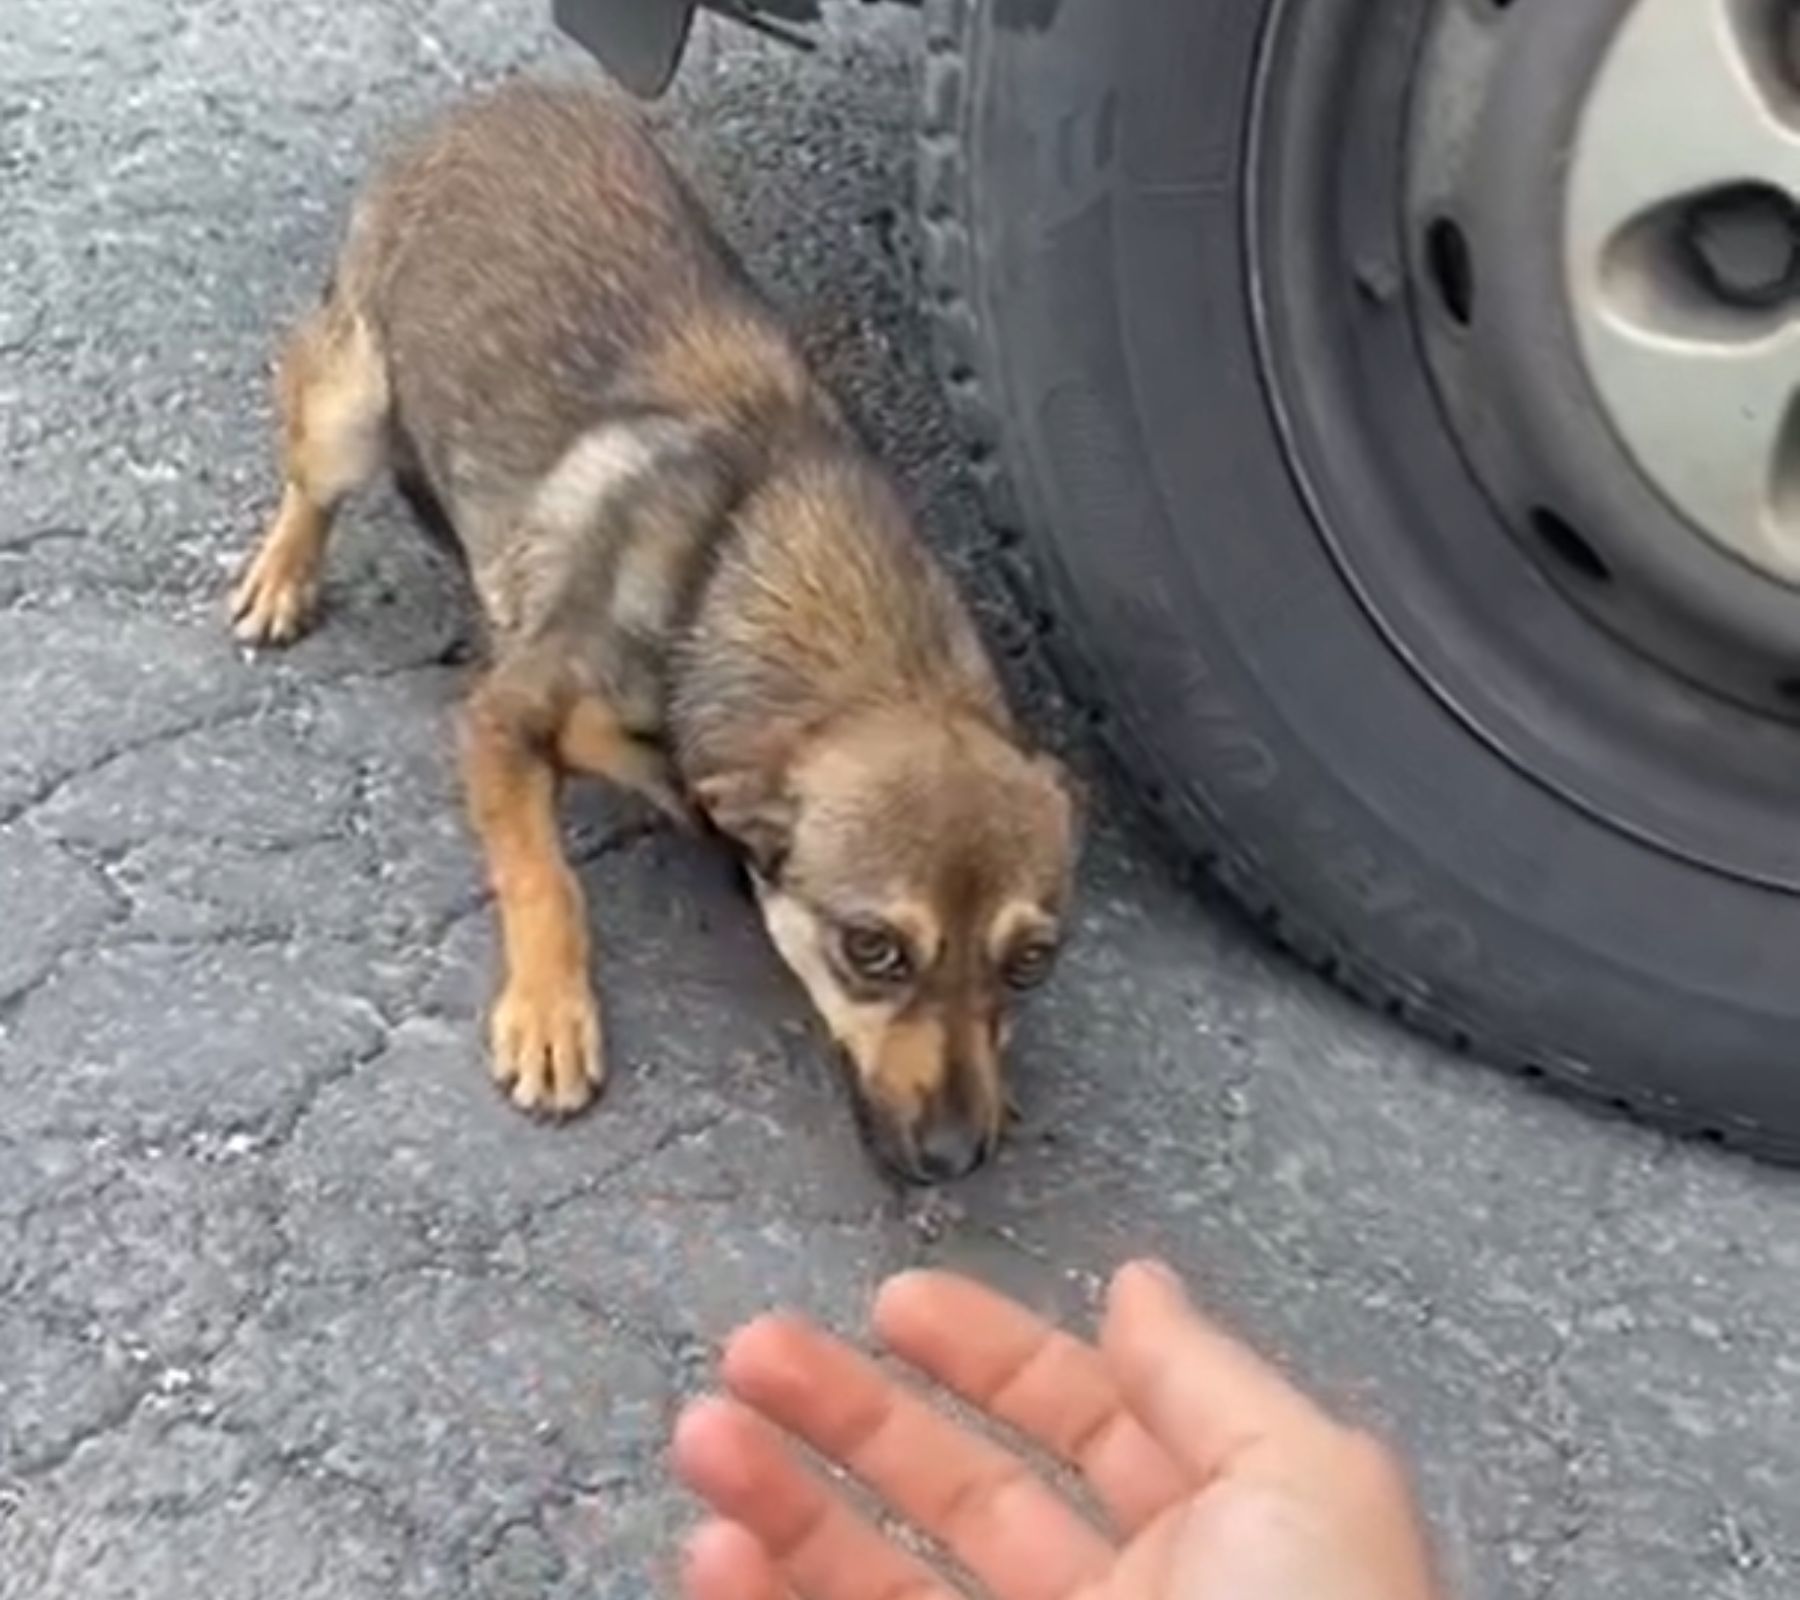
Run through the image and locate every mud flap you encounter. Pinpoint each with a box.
[552,0,698,96]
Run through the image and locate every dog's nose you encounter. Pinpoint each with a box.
[912,1117,990,1184]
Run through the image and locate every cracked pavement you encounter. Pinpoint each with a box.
[4,3,1800,1597]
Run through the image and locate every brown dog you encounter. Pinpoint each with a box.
[230,82,1079,1182]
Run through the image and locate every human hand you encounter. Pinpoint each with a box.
[673,1260,1441,1600]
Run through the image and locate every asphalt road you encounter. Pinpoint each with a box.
[4,4,1800,1597]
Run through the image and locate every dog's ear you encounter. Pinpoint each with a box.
[691,768,795,880]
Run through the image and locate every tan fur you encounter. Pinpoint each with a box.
[741,710,1074,1170]
[227,81,1080,1175]
[988,900,1060,965]
[460,678,602,1113]
[556,695,687,824]
[644,311,824,432]
[232,308,388,642]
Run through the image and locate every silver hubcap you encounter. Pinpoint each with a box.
[1568,0,1800,585]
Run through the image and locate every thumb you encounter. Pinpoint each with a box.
[1101,1261,1326,1485]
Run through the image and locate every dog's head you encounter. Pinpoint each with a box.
[698,708,1081,1183]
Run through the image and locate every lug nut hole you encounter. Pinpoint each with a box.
[1531,508,1610,583]
[1681,183,1799,312]
[1425,218,1475,326]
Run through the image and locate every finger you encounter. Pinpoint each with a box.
[1101,1261,1327,1484]
[722,1315,1113,1600]
[874,1271,1187,1532]
[673,1398,956,1600]
[683,1521,786,1600]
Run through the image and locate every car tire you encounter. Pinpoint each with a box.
[917,0,1800,1159]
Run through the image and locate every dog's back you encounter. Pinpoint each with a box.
[336,82,819,570]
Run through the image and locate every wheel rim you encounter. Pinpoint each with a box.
[1247,0,1800,891]
[1408,0,1800,713]
[1568,0,1800,588]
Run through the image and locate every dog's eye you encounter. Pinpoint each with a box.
[1004,941,1059,991]
[841,924,913,985]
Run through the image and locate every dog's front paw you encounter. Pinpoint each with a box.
[488,973,605,1117]
[231,540,320,646]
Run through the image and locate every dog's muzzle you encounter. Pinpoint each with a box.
[841,1055,997,1186]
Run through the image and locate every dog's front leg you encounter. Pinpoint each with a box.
[459,675,605,1116]
[556,694,692,829]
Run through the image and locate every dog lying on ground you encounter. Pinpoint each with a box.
[229,81,1080,1182]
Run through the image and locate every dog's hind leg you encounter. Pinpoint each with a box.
[232,299,389,645]
[460,671,606,1116]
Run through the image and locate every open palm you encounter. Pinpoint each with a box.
[674,1262,1440,1600]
